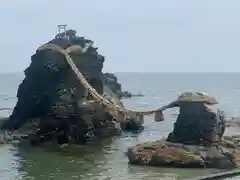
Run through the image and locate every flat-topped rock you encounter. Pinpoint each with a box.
[127,92,233,169]
[127,137,240,169]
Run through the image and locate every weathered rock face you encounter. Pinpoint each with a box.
[2,30,122,145]
[127,138,237,169]
[167,102,224,145]
[103,73,122,98]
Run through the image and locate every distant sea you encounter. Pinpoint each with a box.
[0,72,240,180]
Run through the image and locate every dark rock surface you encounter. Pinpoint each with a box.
[103,73,143,99]
[166,102,224,145]
[1,30,124,145]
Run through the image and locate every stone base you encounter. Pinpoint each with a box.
[121,119,144,132]
[127,136,240,169]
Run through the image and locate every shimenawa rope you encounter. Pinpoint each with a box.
[37,43,164,122]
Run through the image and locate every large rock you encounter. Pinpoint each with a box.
[167,102,224,145]
[1,30,124,145]
[127,138,238,169]
[127,97,232,169]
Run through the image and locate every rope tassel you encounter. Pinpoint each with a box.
[154,110,164,122]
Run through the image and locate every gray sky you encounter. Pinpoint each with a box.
[1,0,240,73]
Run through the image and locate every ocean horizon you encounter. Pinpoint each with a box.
[0,72,240,179]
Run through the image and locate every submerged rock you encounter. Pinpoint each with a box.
[120,119,144,132]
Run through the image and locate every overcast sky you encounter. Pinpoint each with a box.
[1,0,240,73]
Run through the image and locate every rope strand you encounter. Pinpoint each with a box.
[37,44,164,121]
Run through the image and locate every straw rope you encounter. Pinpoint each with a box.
[37,43,163,121]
